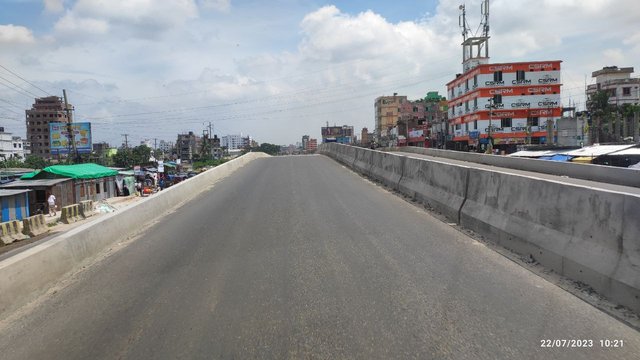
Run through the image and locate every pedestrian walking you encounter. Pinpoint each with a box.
[47,193,57,217]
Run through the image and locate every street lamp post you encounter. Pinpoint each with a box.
[487,98,494,154]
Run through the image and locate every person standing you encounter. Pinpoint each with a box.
[47,192,57,217]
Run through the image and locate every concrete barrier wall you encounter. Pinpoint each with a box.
[460,168,640,312]
[0,152,269,319]
[22,214,49,238]
[369,151,405,190]
[0,221,27,245]
[321,143,640,313]
[397,146,640,188]
[60,204,81,224]
[352,147,373,177]
[79,200,95,218]
[398,157,469,222]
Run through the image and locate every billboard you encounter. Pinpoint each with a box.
[50,122,92,154]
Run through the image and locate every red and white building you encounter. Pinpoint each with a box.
[446,1,563,152]
[446,61,563,151]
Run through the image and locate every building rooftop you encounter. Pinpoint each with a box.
[592,66,634,77]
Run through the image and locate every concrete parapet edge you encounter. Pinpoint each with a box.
[320,143,640,313]
[397,146,640,188]
[0,152,269,319]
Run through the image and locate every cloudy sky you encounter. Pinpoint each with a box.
[0,0,638,146]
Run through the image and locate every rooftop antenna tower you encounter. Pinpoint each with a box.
[459,0,490,73]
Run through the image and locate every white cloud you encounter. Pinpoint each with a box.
[54,12,109,35]
[602,48,625,64]
[73,0,198,28]
[198,0,231,12]
[44,0,65,13]
[0,25,35,44]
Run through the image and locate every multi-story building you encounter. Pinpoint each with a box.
[307,138,317,151]
[586,66,640,106]
[221,134,244,150]
[25,96,73,159]
[0,128,26,160]
[446,60,563,152]
[301,135,310,150]
[446,1,561,153]
[586,66,640,142]
[158,140,173,154]
[176,131,200,163]
[426,93,449,149]
[375,94,407,137]
[360,127,370,146]
[321,125,354,144]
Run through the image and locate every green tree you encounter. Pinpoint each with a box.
[254,143,280,155]
[113,145,153,168]
[587,90,613,143]
[24,155,51,169]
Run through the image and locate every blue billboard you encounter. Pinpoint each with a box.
[49,122,92,155]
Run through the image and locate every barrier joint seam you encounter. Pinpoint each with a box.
[458,167,470,224]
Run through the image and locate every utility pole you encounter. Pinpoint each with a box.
[486,97,494,154]
[121,133,129,168]
[63,89,78,164]
[122,134,129,148]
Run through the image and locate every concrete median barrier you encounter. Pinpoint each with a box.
[79,200,95,218]
[460,168,640,313]
[398,157,469,222]
[0,152,270,319]
[369,151,405,190]
[0,221,27,245]
[352,147,374,177]
[22,214,50,238]
[397,146,640,188]
[60,204,81,224]
[321,143,640,312]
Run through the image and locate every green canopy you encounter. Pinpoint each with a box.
[20,170,41,179]
[35,163,118,179]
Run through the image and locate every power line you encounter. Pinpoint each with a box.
[0,79,37,99]
[0,63,51,96]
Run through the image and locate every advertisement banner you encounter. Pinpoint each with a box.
[50,122,92,154]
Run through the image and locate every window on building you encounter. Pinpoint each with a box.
[455,124,461,130]
[473,98,478,109]
[413,107,418,112]
[527,117,539,127]
[465,122,469,132]
[501,118,512,128]
[474,120,478,129]
[623,87,631,96]
[13,144,17,148]
[516,70,526,81]
[492,94,503,104]
[473,74,478,87]
[465,101,469,111]
[96,183,101,194]
[465,79,469,91]
[493,71,503,82]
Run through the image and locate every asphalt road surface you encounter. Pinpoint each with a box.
[0,155,638,359]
